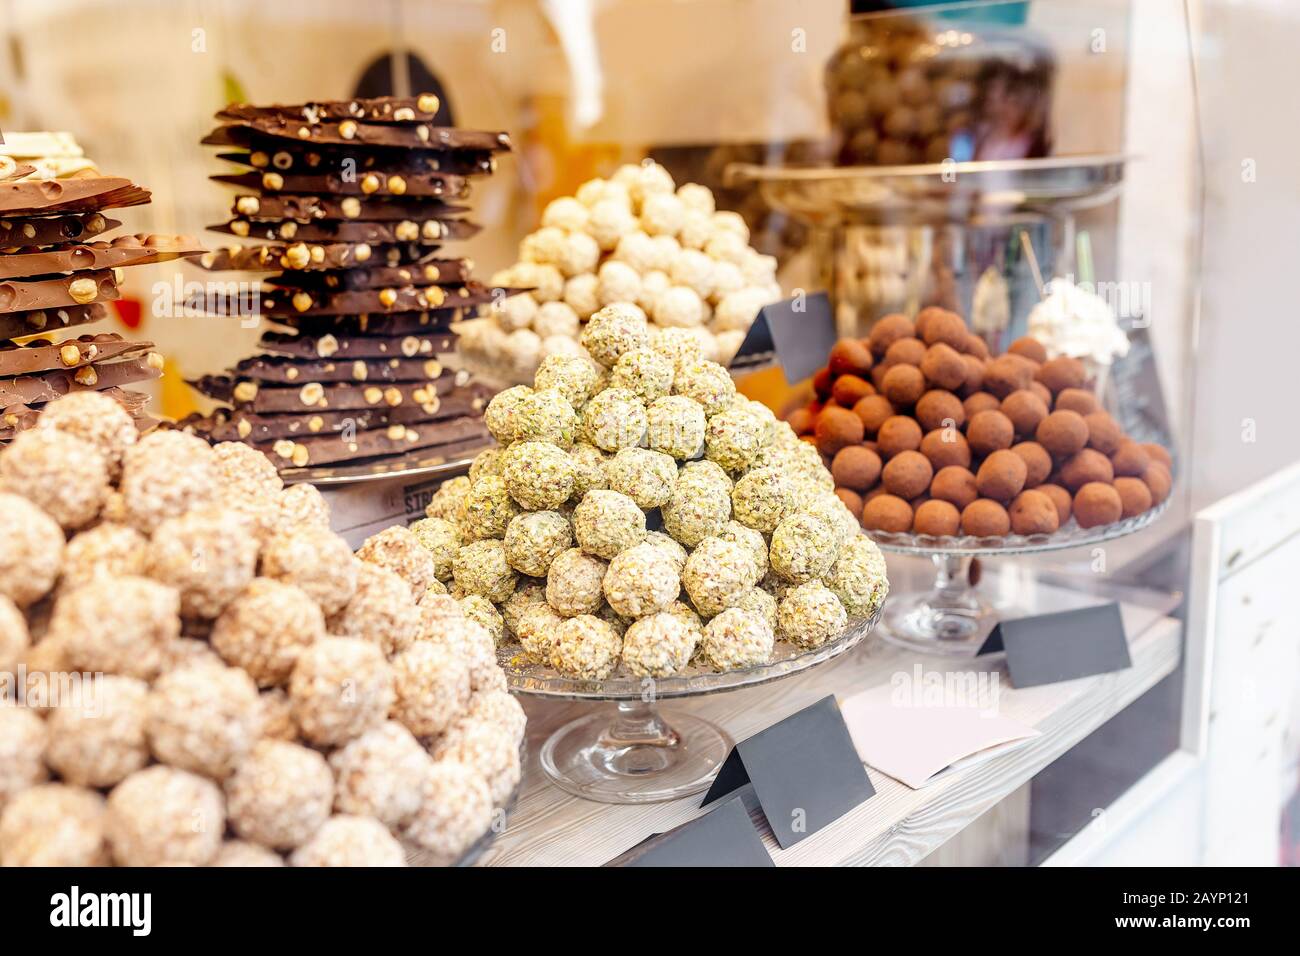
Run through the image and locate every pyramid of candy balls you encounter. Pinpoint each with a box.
[415,303,889,681]
[0,390,524,867]
[455,159,782,384]
[787,307,1173,539]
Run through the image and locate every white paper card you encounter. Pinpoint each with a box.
[838,681,1041,790]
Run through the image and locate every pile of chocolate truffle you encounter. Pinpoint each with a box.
[0,390,523,867]
[789,308,1172,539]
[417,303,889,681]
[456,160,782,383]
[184,95,509,472]
[0,134,201,440]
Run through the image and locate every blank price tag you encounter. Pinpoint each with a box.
[733,291,837,385]
[978,602,1131,688]
[616,796,773,867]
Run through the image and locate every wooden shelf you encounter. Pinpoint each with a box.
[482,593,1182,867]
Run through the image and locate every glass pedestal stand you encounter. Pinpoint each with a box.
[871,503,1170,658]
[504,611,881,805]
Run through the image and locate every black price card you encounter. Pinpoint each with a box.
[702,696,875,849]
[977,602,1132,688]
[732,290,837,385]
[615,796,773,867]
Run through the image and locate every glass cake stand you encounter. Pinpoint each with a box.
[867,502,1169,657]
[502,610,881,805]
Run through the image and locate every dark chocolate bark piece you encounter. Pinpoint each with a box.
[0,354,162,408]
[257,329,455,359]
[0,303,107,340]
[0,212,121,248]
[231,353,447,385]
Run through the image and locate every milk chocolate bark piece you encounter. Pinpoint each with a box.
[0,235,204,280]
[212,169,470,199]
[0,163,37,182]
[212,216,479,244]
[260,415,490,469]
[0,333,153,375]
[218,95,448,124]
[0,212,121,247]
[257,330,455,359]
[232,353,445,385]
[229,194,466,222]
[197,241,437,272]
[0,355,162,408]
[0,386,150,438]
[0,177,150,215]
[0,303,107,340]
[210,116,510,152]
[191,371,466,412]
[255,281,492,317]
[0,269,119,312]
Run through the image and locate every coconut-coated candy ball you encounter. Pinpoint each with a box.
[356,525,438,598]
[0,708,48,807]
[261,528,359,615]
[516,601,566,662]
[146,508,259,619]
[211,840,285,867]
[861,493,914,532]
[147,663,263,778]
[401,762,493,863]
[58,522,148,595]
[769,512,839,584]
[106,766,224,866]
[701,607,773,670]
[0,783,107,867]
[1036,410,1089,458]
[274,482,332,536]
[329,562,420,657]
[290,815,405,867]
[1074,482,1123,529]
[452,539,519,603]
[683,536,755,616]
[1009,490,1060,535]
[119,430,218,535]
[606,447,678,509]
[550,614,623,678]
[534,353,601,409]
[459,594,506,647]
[331,720,431,827]
[212,578,325,686]
[581,387,648,452]
[503,510,572,577]
[55,574,179,681]
[622,612,696,677]
[433,718,521,806]
[0,428,108,530]
[673,360,736,416]
[603,542,681,618]
[642,531,688,574]
[390,642,471,738]
[502,440,576,510]
[582,303,650,367]
[546,548,608,617]
[35,390,137,477]
[777,582,847,649]
[573,489,647,559]
[288,638,394,747]
[225,740,333,850]
[646,394,706,459]
[0,492,63,607]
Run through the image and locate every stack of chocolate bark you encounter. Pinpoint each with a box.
[0,145,202,440]
[184,95,511,472]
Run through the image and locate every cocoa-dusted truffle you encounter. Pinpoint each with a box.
[962,392,1001,419]
[831,445,882,491]
[1073,482,1122,529]
[921,429,971,470]
[918,309,967,348]
[1054,387,1099,416]
[867,313,915,355]
[967,409,1014,456]
[920,343,966,391]
[1009,490,1060,535]
[915,390,964,433]
[852,395,895,435]
[1001,390,1049,437]
[1083,411,1124,455]
[814,406,865,456]
[883,337,927,367]
[1037,483,1073,524]
[961,499,1010,536]
[1007,336,1048,364]
[1114,476,1153,518]
[1111,441,1152,478]
[812,368,833,398]
[961,334,991,359]
[882,450,933,500]
[861,493,913,532]
[786,406,816,436]
[976,449,1028,502]
[1035,356,1087,393]
[960,354,986,393]
[828,338,874,377]
[913,499,960,537]
[930,465,979,510]
[1029,381,1053,407]
[831,374,875,407]
[1010,441,1052,487]
[1036,410,1089,458]
[835,488,864,520]
[1143,462,1172,505]
[982,354,1036,398]
[876,415,923,458]
[1059,448,1115,491]
[1143,443,1173,470]
[881,364,926,406]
